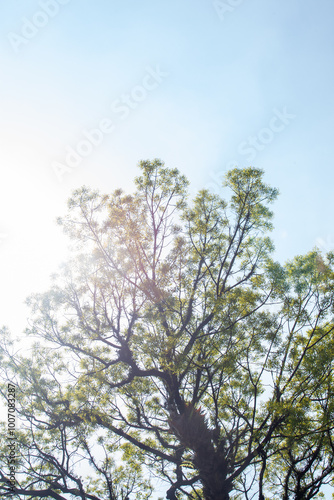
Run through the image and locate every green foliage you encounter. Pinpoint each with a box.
[1,160,333,500]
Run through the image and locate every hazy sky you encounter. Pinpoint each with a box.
[1,0,334,334]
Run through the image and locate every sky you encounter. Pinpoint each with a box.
[1,1,334,495]
[1,0,334,342]
[0,0,333,345]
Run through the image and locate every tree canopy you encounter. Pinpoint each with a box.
[1,159,334,500]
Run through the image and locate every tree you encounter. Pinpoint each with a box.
[1,159,334,500]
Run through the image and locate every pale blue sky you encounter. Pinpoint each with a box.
[1,0,334,332]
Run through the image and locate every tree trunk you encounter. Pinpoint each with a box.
[195,447,231,500]
[169,403,231,500]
